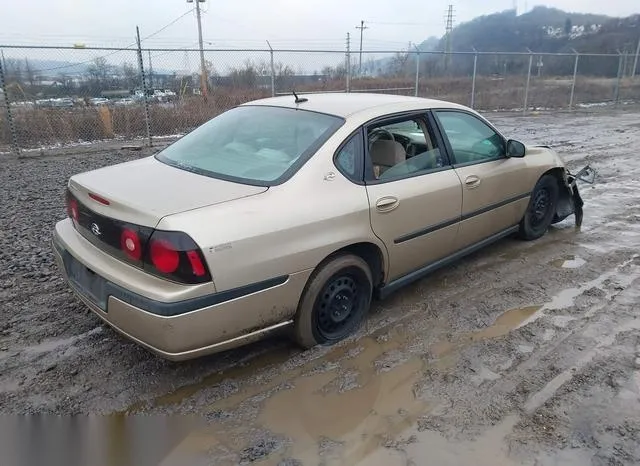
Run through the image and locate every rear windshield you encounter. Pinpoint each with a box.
[156,105,344,185]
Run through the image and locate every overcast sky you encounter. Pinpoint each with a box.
[1,0,638,50]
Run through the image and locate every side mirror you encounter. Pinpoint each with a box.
[506,139,526,158]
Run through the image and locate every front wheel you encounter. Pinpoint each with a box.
[293,254,373,349]
[518,174,560,241]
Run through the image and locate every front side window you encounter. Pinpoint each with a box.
[156,106,344,185]
[366,116,445,182]
[435,111,505,164]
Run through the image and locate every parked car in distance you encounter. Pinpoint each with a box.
[53,93,587,361]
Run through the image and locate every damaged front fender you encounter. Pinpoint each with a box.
[552,165,595,228]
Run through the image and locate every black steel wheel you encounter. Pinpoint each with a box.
[518,174,560,241]
[293,255,373,348]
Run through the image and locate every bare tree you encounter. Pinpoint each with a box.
[86,57,113,96]
[24,59,37,88]
[121,63,138,90]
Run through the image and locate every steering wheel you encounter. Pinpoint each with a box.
[369,128,395,146]
[471,139,500,159]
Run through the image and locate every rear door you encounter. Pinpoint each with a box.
[364,112,463,282]
[433,110,529,249]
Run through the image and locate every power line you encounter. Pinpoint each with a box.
[141,9,195,42]
[30,8,195,73]
[367,21,428,26]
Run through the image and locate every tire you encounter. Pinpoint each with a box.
[518,174,560,241]
[293,254,373,349]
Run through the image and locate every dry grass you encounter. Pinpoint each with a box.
[2,76,639,151]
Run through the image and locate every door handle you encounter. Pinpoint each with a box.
[376,196,399,212]
[464,175,481,188]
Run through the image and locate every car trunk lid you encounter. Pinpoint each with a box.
[69,156,267,228]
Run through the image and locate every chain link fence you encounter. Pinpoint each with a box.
[1,44,639,155]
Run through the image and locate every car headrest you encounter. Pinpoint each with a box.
[370,140,406,167]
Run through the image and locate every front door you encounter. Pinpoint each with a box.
[433,110,529,249]
[364,113,463,282]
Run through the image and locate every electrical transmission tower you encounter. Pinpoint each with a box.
[444,4,455,72]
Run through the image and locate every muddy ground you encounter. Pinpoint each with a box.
[1,108,640,465]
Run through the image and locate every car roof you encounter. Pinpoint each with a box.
[242,92,469,119]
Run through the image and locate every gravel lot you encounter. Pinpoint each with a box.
[1,107,640,465]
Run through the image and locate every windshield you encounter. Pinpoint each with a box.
[156,105,344,185]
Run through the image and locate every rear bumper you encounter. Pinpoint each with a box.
[52,219,311,361]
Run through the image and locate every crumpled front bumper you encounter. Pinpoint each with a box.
[553,165,595,228]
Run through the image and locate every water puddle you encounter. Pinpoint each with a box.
[154,331,432,465]
[385,415,522,466]
[256,354,426,464]
[550,255,586,269]
[429,306,541,359]
[123,344,297,413]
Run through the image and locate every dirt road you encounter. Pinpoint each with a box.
[1,108,640,465]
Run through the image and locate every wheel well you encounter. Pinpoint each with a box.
[330,242,385,288]
[542,167,566,187]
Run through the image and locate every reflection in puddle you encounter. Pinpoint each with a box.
[551,255,586,269]
[258,353,425,464]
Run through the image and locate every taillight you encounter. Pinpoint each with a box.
[149,239,180,274]
[120,229,142,261]
[186,250,206,277]
[66,194,79,222]
[143,230,211,284]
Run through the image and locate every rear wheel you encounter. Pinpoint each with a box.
[293,254,373,349]
[518,174,559,240]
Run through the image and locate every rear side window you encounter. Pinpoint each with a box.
[334,132,363,182]
[156,106,344,185]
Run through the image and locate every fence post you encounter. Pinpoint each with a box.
[523,50,533,116]
[470,49,478,109]
[136,27,152,147]
[633,37,640,79]
[0,51,20,157]
[414,47,420,97]
[569,50,580,110]
[614,51,623,105]
[267,41,275,97]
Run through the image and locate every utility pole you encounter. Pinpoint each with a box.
[632,37,640,78]
[136,26,153,147]
[444,5,455,73]
[188,0,208,99]
[356,20,368,76]
[346,32,351,92]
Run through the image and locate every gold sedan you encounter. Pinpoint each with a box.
[53,93,586,361]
